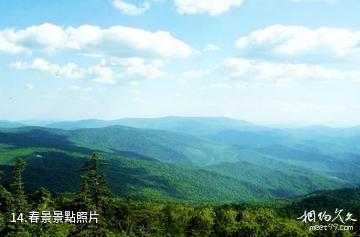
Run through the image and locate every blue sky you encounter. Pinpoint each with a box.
[0,0,360,125]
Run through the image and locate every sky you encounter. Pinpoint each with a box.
[0,0,360,126]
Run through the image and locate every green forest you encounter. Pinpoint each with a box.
[1,118,359,202]
[1,154,359,236]
[0,118,360,236]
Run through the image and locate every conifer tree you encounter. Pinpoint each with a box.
[1,159,31,236]
[72,154,111,237]
[11,159,28,213]
[79,153,111,209]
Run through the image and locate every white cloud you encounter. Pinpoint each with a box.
[104,57,168,80]
[10,57,168,84]
[174,0,244,15]
[111,0,332,17]
[112,0,150,15]
[11,58,85,79]
[88,65,118,84]
[222,57,360,85]
[0,23,193,58]
[10,58,118,84]
[124,61,166,79]
[236,25,360,58]
[203,43,221,52]
[0,36,28,54]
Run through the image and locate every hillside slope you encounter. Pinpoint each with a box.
[0,126,352,202]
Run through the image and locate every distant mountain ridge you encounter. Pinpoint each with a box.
[0,117,359,202]
[46,116,256,135]
[0,120,24,128]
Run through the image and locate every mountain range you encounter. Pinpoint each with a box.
[0,117,359,202]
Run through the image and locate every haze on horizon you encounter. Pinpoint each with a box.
[3,116,357,129]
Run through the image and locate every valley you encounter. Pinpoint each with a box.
[0,117,358,202]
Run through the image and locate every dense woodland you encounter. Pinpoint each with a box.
[0,154,359,237]
[1,121,359,203]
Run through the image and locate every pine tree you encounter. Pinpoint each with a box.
[0,159,31,236]
[11,159,28,213]
[72,154,111,237]
[79,153,111,209]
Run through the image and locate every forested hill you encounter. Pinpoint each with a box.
[46,117,255,135]
[1,154,359,236]
[0,117,359,202]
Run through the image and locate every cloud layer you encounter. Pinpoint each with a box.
[0,23,193,58]
[11,58,118,84]
[223,57,360,85]
[236,25,360,59]
[112,0,151,15]
[10,57,168,84]
[111,0,333,16]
